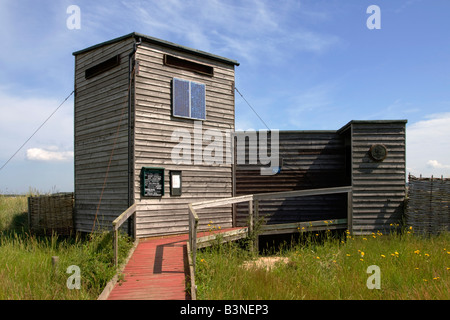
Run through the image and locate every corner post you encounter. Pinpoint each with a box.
[347,191,353,235]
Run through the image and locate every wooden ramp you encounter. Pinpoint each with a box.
[106,227,247,300]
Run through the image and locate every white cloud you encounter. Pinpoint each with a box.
[26,147,73,162]
[0,88,73,163]
[120,0,339,65]
[406,112,450,178]
[427,160,450,170]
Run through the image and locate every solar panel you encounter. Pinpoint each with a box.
[173,78,190,118]
[172,78,206,120]
[190,81,206,120]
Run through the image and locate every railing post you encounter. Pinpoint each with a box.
[347,191,353,235]
[253,199,259,252]
[114,227,118,267]
[193,215,198,274]
[188,204,199,275]
[133,211,137,240]
[248,199,254,251]
[111,204,137,268]
[248,199,253,234]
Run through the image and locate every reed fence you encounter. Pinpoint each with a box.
[405,175,449,235]
[27,193,74,236]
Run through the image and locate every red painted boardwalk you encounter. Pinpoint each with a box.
[107,234,190,300]
[106,227,246,300]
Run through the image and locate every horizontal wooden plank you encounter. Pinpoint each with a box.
[192,194,253,210]
[113,204,137,230]
[260,219,348,235]
[196,227,248,248]
[253,186,352,201]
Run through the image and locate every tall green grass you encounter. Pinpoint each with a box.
[0,195,133,300]
[196,229,450,300]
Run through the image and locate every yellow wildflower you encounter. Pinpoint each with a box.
[381,254,386,258]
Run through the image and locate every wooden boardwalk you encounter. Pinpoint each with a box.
[107,234,190,300]
[106,227,246,300]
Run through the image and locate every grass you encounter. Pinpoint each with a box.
[0,194,133,300]
[196,228,450,300]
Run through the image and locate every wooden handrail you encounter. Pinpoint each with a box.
[112,204,137,267]
[192,194,253,210]
[253,186,352,201]
[113,204,137,230]
[187,185,353,299]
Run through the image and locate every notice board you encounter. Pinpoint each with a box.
[140,167,164,197]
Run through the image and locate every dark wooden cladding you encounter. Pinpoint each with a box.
[134,41,236,238]
[164,54,214,76]
[235,121,407,235]
[235,131,348,227]
[74,38,134,233]
[73,34,406,238]
[74,33,237,238]
[347,121,407,235]
[85,54,121,79]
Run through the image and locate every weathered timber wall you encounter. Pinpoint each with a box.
[235,131,348,227]
[74,37,134,233]
[346,121,407,234]
[133,41,236,237]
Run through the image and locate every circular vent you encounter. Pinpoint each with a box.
[369,144,388,161]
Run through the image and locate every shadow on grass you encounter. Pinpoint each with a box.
[3,211,29,234]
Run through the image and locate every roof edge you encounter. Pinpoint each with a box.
[72,32,240,66]
[337,119,408,134]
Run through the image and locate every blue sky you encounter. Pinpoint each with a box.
[0,0,449,193]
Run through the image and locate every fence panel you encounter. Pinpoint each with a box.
[28,193,74,236]
[406,175,449,235]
